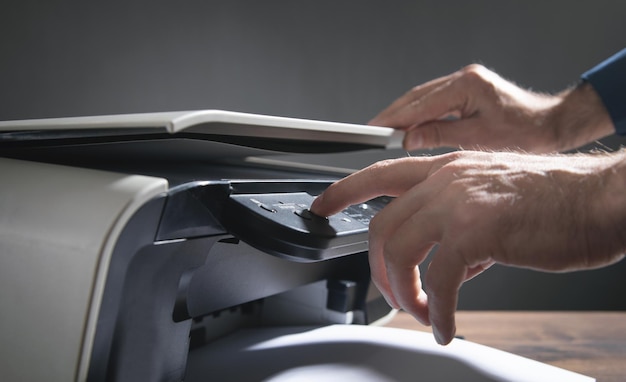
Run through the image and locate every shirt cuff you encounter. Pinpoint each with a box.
[581,48,626,135]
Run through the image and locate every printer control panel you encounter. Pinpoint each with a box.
[160,180,392,262]
[216,181,391,262]
[230,192,380,236]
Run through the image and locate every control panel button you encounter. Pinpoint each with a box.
[294,209,313,220]
[258,203,277,213]
[226,190,393,261]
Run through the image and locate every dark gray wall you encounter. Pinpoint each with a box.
[1,1,625,309]
[2,1,625,122]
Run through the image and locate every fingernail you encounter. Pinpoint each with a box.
[432,325,445,345]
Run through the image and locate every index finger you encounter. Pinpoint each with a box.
[310,156,436,217]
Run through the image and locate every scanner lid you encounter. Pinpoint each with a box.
[0,109,404,154]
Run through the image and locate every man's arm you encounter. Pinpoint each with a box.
[369,61,617,153]
[311,151,626,345]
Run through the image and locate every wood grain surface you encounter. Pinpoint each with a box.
[386,311,626,382]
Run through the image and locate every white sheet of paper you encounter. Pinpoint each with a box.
[186,324,594,382]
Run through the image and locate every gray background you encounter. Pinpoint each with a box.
[1,1,625,310]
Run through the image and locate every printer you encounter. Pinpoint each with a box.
[0,110,593,381]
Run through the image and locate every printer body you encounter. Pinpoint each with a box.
[0,111,595,382]
[0,111,396,381]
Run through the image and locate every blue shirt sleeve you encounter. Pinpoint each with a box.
[581,48,626,135]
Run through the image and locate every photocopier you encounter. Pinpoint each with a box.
[0,110,593,381]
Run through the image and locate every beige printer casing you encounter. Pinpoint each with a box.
[0,158,167,381]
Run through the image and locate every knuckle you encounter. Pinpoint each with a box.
[369,158,397,172]
[448,205,476,235]
[424,268,446,297]
[368,158,403,186]
[461,63,487,76]
[442,150,465,162]
[459,64,496,93]
[409,84,422,94]
[430,152,465,175]
[367,162,389,188]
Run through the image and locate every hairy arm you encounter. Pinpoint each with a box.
[311,150,626,345]
[369,65,614,153]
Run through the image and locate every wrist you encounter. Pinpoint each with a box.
[547,82,614,152]
[588,151,626,266]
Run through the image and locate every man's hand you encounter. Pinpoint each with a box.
[369,65,614,153]
[311,151,626,345]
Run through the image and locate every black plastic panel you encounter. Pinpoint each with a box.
[177,180,392,262]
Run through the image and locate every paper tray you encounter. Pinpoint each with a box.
[185,325,593,382]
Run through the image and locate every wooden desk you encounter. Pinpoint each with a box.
[387,311,626,381]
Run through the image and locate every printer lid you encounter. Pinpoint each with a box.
[0,109,404,154]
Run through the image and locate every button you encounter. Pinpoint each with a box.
[259,203,277,213]
[294,209,313,220]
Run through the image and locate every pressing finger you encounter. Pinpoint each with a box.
[310,157,436,217]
